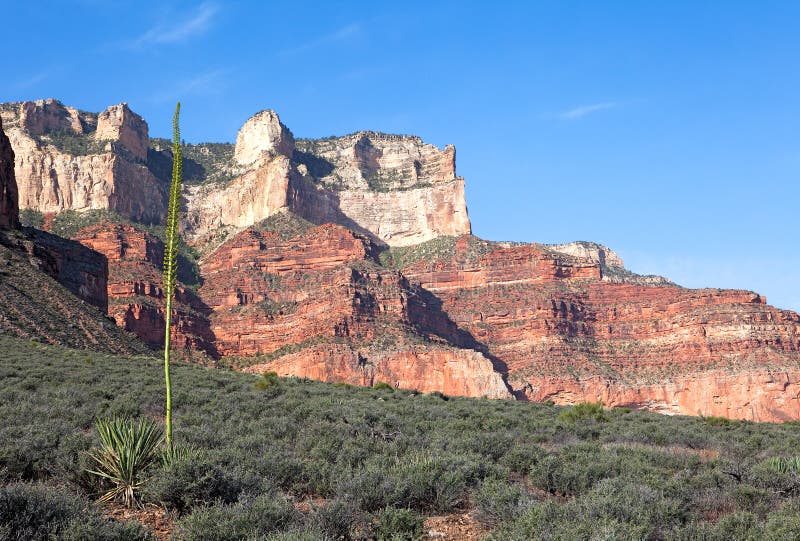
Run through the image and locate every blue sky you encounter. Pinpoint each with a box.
[3,1,799,311]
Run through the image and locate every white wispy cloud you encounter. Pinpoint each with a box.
[278,22,361,57]
[559,101,619,120]
[130,2,218,48]
[150,68,227,102]
[12,70,51,90]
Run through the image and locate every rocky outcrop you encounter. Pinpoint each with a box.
[234,110,294,165]
[524,368,800,422]
[548,241,672,286]
[3,102,469,248]
[548,241,625,269]
[18,99,90,136]
[396,236,800,421]
[95,103,149,161]
[290,174,471,247]
[184,155,292,248]
[246,344,511,399]
[292,132,471,246]
[1,100,164,223]
[0,116,19,228]
[0,116,107,312]
[196,222,511,398]
[0,228,146,354]
[73,223,216,354]
[6,98,800,421]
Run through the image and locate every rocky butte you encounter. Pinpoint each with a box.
[3,99,800,421]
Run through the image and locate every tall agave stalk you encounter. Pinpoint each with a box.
[163,102,182,448]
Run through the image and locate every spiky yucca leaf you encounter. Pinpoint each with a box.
[162,102,183,448]
[160,443,199,468]
[86,417,164,508]
[768,456,800,475]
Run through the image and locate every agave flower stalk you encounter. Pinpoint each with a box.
[163,102,183,448]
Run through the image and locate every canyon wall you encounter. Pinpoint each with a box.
[0,99,164,223]
[73,223,215,354]
[0,118,143,353]
[2,101,470,248]
[5,99,800,421]
[397,235,800,420]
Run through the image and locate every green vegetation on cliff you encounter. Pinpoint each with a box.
[379,235,500,269]
[3,335,800,539]
[149,138,237,185]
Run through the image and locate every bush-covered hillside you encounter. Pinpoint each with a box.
[2,335,800,540]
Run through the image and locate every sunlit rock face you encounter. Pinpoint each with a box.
[186,114,471,249]
[0,99,164,223]
[396,235,800,421]
[73,222,216,355]
[4,99,800,421]
[291,131,470,247]
[233,109,295,166]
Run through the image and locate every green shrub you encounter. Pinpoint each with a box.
[372,506,424,541]
[309,499,370,540]
[529,444,621,496]
[0,483,151,540]
[86,417,163,507]
[557,402,609,424]
[173,492,301,541]
[255,371,281,390]
[767,456,800,475]
[19,209,45,229]
[473,478,535,526]
[703,416,735,427]
[373,382,394,392]
[7,335,800,538]
[499,443,547,473]
[264,529,331,541]
[160,443,200,468]
[143,454,253,514]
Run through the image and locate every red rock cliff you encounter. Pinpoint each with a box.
[74,223,216,355]
[397,235,800,421]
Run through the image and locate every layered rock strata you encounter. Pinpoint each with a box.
[0,99,164,223]
[73,223,215,354]
[198,222,510,398]
[0,118,143,353]
[397,235,800,420]
[2,101,470,248]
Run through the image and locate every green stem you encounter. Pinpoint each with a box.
[164,297,173,448]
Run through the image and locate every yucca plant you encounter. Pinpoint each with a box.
[163,101,183,448]
[768,456,800,475]
[86,417,164,507]
[160,442,199,468]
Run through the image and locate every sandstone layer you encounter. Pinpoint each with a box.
[0,99,164,223]
[0,229,146,354]
[396,235,800,420]
[73,223,215,354]
[246,344,511,399]
[198,221,509,398]
[2,101,470,248]
[293,131,471,246]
